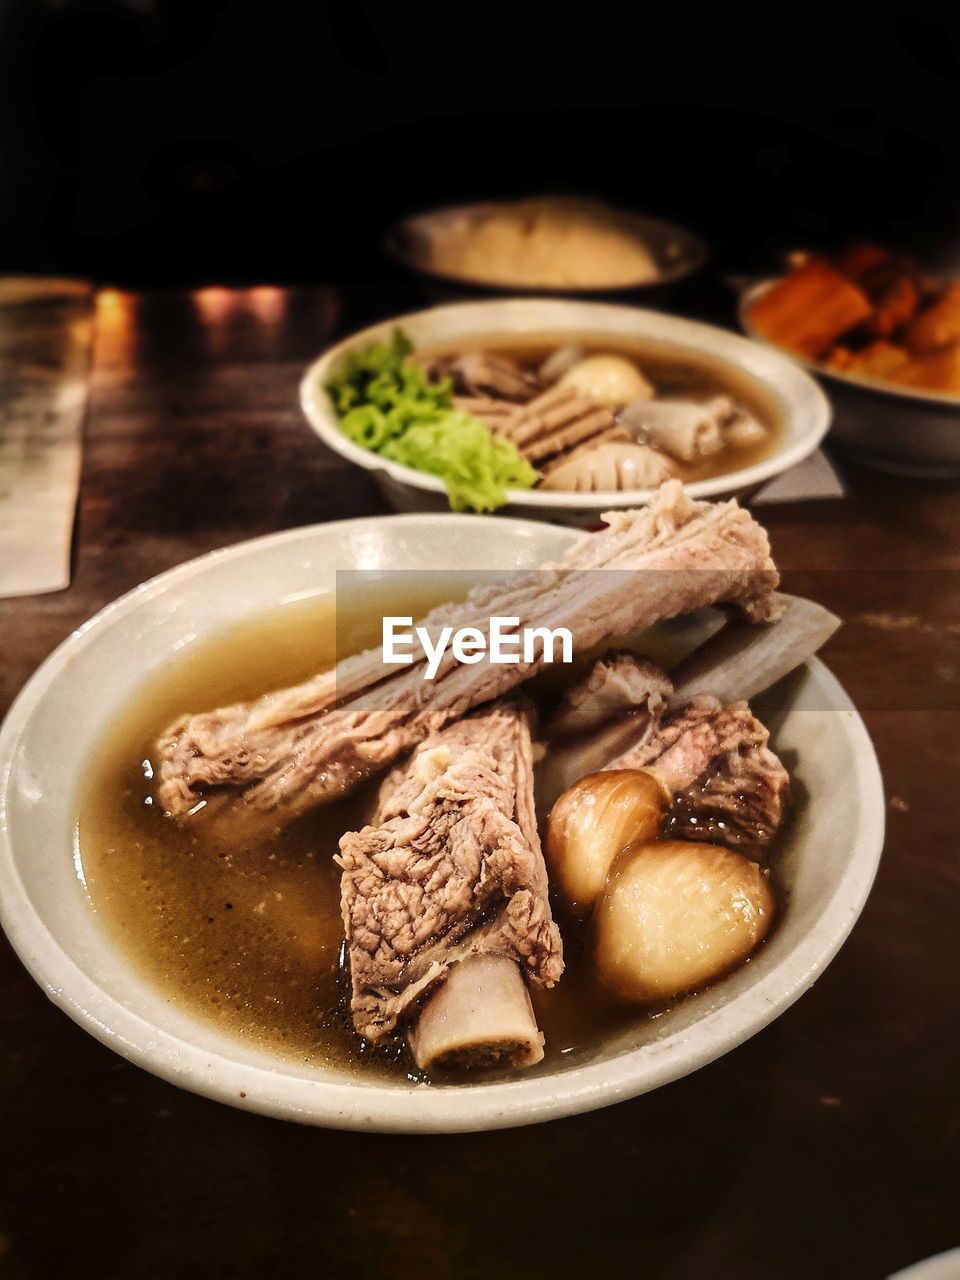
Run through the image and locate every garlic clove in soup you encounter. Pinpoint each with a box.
[557,354,654,408]
[724,410,768,450]
[545,769,668,915]
[591,839,776,1002]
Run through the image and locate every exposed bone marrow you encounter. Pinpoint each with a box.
[409,955,543,1071]
[336,700,561,1050]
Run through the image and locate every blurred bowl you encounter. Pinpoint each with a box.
[301,297,831,527]
[740,278,960,478]
[382,202,708,301]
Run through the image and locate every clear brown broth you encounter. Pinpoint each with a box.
[415,332,783,484]
[78,582,663,1084]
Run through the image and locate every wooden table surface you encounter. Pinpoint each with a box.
[1,284,958,1280]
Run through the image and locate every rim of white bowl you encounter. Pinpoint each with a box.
[739,278,960,411]
[300,299,833,509]
[0,513,884,1133]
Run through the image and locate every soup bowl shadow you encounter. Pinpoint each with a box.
[0,514,883,1132]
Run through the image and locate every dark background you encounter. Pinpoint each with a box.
[4,0,960,287]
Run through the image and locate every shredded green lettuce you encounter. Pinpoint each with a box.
[327,329,537,512]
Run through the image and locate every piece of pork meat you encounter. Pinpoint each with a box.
[157,482,781,827]
[537,583,829,852]
[336,699,562,1052]
[605,694,791,853]
[424,351,542,402]
[666,743,790,852]
[547,652,672,738]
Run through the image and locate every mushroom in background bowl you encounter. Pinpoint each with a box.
[301,298,831,527]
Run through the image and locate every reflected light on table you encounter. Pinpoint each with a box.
[97,287,124,313]
[193,285,287,348]
[193,286,235,323]
[248,286,285,325]
[95,287,137,362]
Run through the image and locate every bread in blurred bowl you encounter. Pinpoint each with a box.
[384,197,707,297]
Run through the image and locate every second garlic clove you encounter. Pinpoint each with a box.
[545,769,668,915]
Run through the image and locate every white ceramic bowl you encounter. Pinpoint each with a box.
[301,299,832,527]
[890,1249,960,1280]
[740,279,960,478]
[0,514,884,1133]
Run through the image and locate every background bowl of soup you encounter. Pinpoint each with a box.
[0,513,884,1132]
[301,299,832,527]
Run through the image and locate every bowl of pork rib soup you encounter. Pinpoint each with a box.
[301,298,831,525]
[0,486,883,1132]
